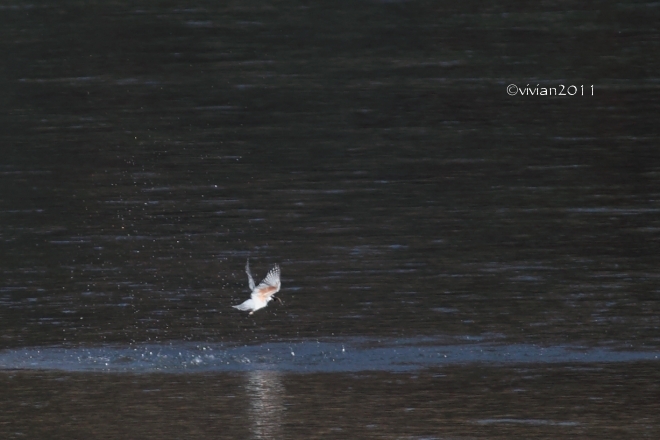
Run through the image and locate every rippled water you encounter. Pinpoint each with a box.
[1,0,659,438]
[2,338,660,373]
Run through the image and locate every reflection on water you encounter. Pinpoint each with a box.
[246,370,284,440]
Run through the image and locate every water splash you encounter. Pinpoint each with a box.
[0,337,658,373]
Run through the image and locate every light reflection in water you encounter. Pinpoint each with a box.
[246,370,285,439]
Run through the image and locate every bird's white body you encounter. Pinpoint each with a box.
[233,260,281,315]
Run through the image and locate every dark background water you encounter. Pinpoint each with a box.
[1,0,659,438]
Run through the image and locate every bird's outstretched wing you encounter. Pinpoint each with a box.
[245,259,256,291]
[252,264,281,302]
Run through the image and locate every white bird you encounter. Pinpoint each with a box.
[233,259,282,315]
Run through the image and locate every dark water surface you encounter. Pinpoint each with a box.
[1,0,659,438]
[1,363,659,439]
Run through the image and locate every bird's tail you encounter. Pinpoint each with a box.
[233,299,254,311]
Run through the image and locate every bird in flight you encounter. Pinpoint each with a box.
[233,259,282,315]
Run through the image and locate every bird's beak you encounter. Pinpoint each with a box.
[274,296,284,305]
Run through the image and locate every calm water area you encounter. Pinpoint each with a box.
[1,0,659,438]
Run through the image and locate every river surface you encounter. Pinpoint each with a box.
[1,0,659,438]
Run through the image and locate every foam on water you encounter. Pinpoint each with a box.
[1,338,658,373]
